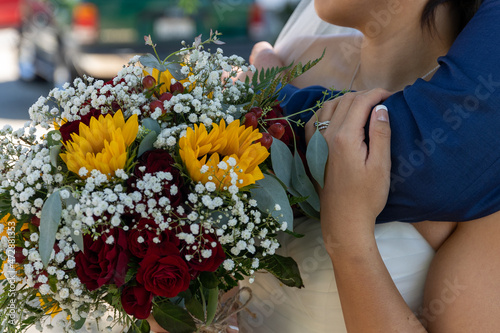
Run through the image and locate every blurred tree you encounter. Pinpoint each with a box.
[178,0,200,13]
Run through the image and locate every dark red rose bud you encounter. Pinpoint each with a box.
[159,92,173,102]
[170,81,184,94]
[121,284,153,319]
[244,112,258,129]
[250,107,263,119]
[257,132,273,149]
[142,75,156,90]
[149,100,164,113]
[268,123,285,140]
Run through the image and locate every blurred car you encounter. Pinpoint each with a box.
[0,0,21,27]
[17,0,277,86]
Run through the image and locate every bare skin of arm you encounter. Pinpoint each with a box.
[307,89,500,332]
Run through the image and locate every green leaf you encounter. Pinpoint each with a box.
[261,254,304,288]
[142,118,161,134]
[46,130,62,147]
[250,175,294,231]
[291,150,320,212]
[306,130,329,188]
[298,200,320,220]
[185,296,204,321]
[49,144,62,168]
[205,286,219,325]
[166,63,188,81]
[73,316,86,330]
[199,271,218,289]
[270,139,293,188]
[152,301,196,333]
[39,191,62,267]
[139,54,167,72]
[62,192,84,252]
[127,319,150,333]
[138,131,158,157]
[69,228,84,253]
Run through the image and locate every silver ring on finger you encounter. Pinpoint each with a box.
[314,121,330,129]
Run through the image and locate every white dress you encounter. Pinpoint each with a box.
[238,217,434,333]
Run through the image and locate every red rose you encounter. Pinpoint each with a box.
[136,242,190,298]
[59,108,102,143]
[75,228,130,290]
[128,149,185,208]
[182,233,225,274]
[127,218,180,258]
[121,284,153,319]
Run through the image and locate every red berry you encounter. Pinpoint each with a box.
[31,215,40,227]
[170,81,184,94]
[142,75,156,90]
[250,107,263,119]
[149,100,164,113]
[159,92,173,102]
[268,123,285,140]
[257,133,273,149]
[244,112,258,129]
[15,247,26,264]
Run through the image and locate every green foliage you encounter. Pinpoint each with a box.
[260,254,304,288]
[152,299,197,333]
[306,130,329,188]
[39,190,62,267]
[246,50,325,110]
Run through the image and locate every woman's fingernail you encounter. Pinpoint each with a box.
[375,105,389,122]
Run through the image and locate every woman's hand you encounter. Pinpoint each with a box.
[306,89,393,247]
[249,41,283,69]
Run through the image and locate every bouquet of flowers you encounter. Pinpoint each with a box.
[0,32,329,333]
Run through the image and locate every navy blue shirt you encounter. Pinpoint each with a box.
[279,0,500,223]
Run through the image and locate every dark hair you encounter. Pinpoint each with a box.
[421,0,483,32]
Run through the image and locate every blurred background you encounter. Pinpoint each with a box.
[0,0,299,126]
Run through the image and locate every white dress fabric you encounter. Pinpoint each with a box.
[238,217,434,333]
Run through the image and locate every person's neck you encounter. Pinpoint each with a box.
[353,5,458,92]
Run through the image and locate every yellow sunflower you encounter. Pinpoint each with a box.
[179,119,269,189]
[37,294,66,319]
[60,110,138,179]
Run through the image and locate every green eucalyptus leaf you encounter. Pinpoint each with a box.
[298,200,321,220]
[140,54,167,72]
[166,63,188,81]
[250,175,294,231]
[142,118,161,134]
[291,150,320,212]
[40,191,62,267]
[138,131,158,157]
[46,130,62,147]
[270,138,293,188]
[69,229,84,253]
[49,144,62,168]
[152,300,196,333]
[306,130,329,188]
[260,254,304,288]
[205,286,219,325]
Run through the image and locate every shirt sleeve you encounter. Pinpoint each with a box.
[279,0,500,223]
[379,0,500,222]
